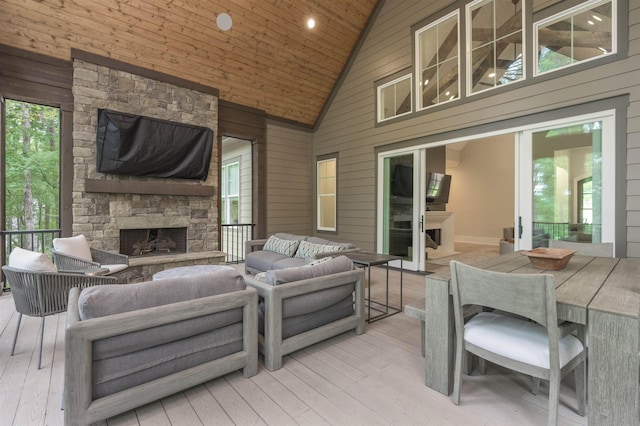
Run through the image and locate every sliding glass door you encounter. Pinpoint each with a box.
[377,149,426,271]
[517,111,616,250]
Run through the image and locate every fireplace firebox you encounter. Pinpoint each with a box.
[120,228,187,257]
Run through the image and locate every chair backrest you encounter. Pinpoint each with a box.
[450,260,557,330]
[548,239,613,257]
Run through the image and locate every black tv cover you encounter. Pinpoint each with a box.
[96,109,213,180]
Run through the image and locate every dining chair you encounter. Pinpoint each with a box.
[548,239,613,257]
[450,260,586,426]
[3,247,117,369]
[52,234,129,275]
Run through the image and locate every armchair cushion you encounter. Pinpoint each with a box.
[53,234,92,261]
[8,247,57,272]
[263,235,300,257]
[98,263,129,274]
[266,254,353,284]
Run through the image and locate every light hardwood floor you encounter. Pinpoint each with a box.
[0,251,587,425]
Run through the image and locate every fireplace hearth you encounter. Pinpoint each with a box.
[120,228,188,257]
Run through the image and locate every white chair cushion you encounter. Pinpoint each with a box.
[464,312,583,369]
[53,234,92,261]
[100,264,128,274]
[8,247,57,273]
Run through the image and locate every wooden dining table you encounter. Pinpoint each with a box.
[422,251,640,426]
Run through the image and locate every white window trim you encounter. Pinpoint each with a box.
[221,161,240,224]
[466,0,526,97]
[377,74,413,123]
[414,10,461,112]
[317,157,337,232]
[533,0,616,77]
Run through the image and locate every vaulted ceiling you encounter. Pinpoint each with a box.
[0,0,380,127]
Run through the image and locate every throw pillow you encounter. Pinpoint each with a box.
[263,235,300,257]
[8,247,57,272]
[294,240,345,259]
[53,234,92,261]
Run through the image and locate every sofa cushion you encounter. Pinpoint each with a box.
[79,268,246,319]
[294,240,346,259]
[263,235,300,257]
[53,234,92,261]
[306,236,357,249]
[8,247,57,273]
[271,257,309,270]
[246,250,290,272]
[274,233,308,242]
[265,255,353,285]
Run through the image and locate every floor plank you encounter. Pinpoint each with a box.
[0,247,589,425]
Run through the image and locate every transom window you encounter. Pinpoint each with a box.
[377,74,412,122]
[415,11,460,110]
[467,0,524,95]
[534,0,615,75]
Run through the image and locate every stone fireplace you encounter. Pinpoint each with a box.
[71,55,225,281]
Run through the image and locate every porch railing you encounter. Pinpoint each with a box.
[1,228,62,291]
[221,224,254,264]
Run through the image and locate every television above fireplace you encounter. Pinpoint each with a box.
[96,109,214,180]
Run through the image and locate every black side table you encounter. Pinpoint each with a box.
[346,252,403,323]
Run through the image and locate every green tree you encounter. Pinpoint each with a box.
[4,100,60,249]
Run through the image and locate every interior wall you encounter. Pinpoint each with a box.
[445,135,515,245]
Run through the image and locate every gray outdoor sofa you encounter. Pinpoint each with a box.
[64,268,258,425]
[244,255,365,371]
[244,233,359,275]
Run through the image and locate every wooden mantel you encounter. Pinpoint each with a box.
[85,179,215,197]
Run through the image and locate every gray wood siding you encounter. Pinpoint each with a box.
[266,122,313,236]
[314,0,640,256]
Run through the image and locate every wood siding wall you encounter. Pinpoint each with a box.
[266,122,313,236]
[313,0,640,256]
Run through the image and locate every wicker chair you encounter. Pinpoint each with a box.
[2,265,117,369]
[52,234,129,275]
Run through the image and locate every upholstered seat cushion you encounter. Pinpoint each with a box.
[464,312,584,369]
[264,255,353,285]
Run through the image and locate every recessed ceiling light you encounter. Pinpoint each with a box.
[217,13,232,31]
[593,14,603,21]
[488,72,496,78]
[307,18,316,29]
[588,20,594,25]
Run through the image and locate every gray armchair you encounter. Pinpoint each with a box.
[2,247,117,369]
[64,270,258,425]
[52,234,128,275]
[244,255,365,371]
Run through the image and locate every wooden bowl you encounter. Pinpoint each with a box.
[525,248,577,270]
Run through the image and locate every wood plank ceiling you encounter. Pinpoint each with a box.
[0,0,379,127]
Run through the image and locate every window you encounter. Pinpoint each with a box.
[415,11,460,110]
[221,161,239,224]
[377,74,412,122]
[317,157,337,231]
[467,0,524,95]
[534,0,615,75]
[578,176,593,224]
[3,99,60,250]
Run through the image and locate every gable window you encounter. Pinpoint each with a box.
[415,11,460,110]
[467,0,524,95]
[317,156,337,231]
[377,74,412,122]
[534,0,615,75]
[221,161,239,224]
